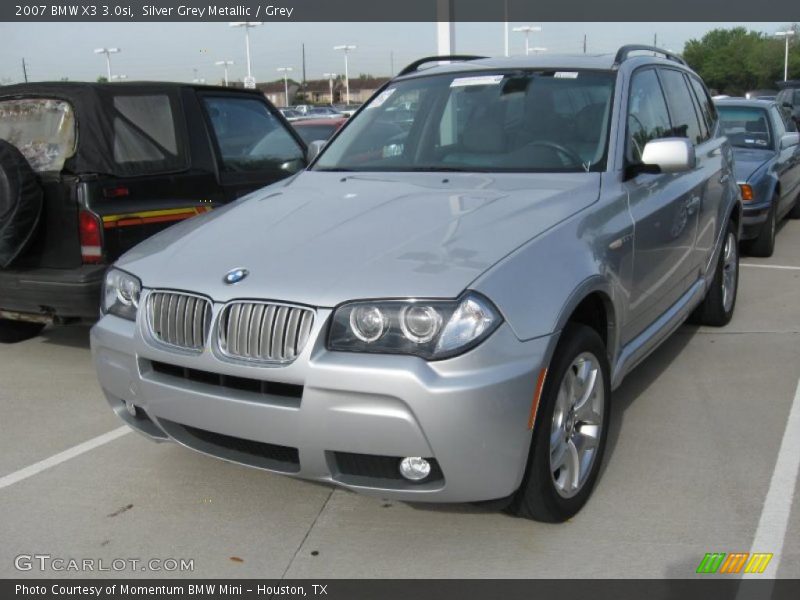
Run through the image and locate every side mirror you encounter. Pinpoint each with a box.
[780,132,800,149]
[640,138,696,174]
[306,139,327,163]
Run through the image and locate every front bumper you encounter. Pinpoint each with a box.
[90,309,553,503]
[0,265,106,320]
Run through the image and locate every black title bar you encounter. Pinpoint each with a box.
[2,0,800,22]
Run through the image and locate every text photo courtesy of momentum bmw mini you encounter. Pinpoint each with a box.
[86,47,754,523]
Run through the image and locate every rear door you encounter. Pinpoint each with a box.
[85,89,222,260]
[769,105,800,216]
[684,71,730,274]
[622,67,701,341]
[198,92,307,202]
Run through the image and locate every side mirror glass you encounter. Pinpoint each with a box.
[640,138,696,174]
[306,139,327,163]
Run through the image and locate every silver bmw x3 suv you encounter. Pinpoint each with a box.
[91,47,741,521]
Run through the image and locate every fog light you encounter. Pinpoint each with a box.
[125,401,137,417]
[399,457,431,481]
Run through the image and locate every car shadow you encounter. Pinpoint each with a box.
[406,323,700,518]
[38,323,92,349]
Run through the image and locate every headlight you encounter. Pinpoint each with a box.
[102,268,141,321]
[328,292,502,360]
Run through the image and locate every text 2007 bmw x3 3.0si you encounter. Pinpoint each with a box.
[91,47,742,522]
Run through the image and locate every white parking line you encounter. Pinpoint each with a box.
[0,426,130,491]
[742,377,800,578]
[740,263,800,271]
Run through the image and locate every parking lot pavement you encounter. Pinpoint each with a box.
[1,222,800,579]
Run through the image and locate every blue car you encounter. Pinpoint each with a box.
[716,99,800,256]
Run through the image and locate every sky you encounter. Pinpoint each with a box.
[0,21,790,85]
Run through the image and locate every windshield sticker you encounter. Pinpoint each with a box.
[450,75,505,88]
[367,88,396,109]
[554,71,579,79]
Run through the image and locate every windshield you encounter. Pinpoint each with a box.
[0,98,76,172]
[718,106,773,150]
[314,70,615,173]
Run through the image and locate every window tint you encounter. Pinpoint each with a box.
[203,96,305,174]
[113,95,183,170]
[688,75,717,136]
[684,75,709,142]
[627,69,672,162]
[659,69,704,145]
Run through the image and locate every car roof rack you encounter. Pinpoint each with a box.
[614,45,687,66]
[397,55,487,77]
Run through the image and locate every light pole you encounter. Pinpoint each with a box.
[277,67,293,106]
[230,22,263,85]
[775,31,795,82]
[512,25,541,56]
[93,47,120,80]
[323,72,337,105]
[215,60,234,86]
[334,45,356,105]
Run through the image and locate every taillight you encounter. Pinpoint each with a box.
[79,210,103,264]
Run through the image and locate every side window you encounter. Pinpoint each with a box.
[627,68,672,163]
[658,69,704,145]
[113,94,185,171]
[203,96,305,174]
[683,74,709,142]
[688,75,717,136]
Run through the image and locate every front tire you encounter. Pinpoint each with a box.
[511,324,610,522]
[693,219,738,327]
[0,319,45,343]
[745,199,777,257]
[788,193,800,219]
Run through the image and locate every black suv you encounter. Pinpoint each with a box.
[0,82,307,341]
[777,82,800,129]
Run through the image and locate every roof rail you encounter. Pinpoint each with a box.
[397,55,487,77]
[614,45,686,66]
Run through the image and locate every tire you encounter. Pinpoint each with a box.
[693,219,739,327]
[745,199,777,257]
[0,140,43,268]
[789,193,800,219]
[0,319,45,343]
[510,323,611,522]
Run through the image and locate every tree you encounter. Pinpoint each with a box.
[97,75,108,83]
[683,26,799,95]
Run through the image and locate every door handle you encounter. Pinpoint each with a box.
[719,173,730,184]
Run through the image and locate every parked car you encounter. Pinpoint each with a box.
[333,104,361,117]
[776,82,800,128]
[0,82,306,342]
[744,89,778,101]
[715,98,800,256]
[279,107,303,121]
[91,47,741,522]
[291,117,348,144]
[305,106,344,119]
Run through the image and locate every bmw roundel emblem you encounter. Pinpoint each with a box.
[223,268,249,285]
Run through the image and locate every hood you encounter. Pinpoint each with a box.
[118,171,600,307]
[731,147,774,183]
